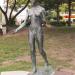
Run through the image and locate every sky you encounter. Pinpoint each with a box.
[0,0,4,6]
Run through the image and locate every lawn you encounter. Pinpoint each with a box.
[0,27,75,72]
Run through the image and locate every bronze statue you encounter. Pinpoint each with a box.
[14,0,49,74]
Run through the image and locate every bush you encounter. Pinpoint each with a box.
[50,21,66,27]
[46,10,57,24]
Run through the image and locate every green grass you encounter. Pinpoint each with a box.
[0,34,29,62]
[0,61,32,72]
[0,27,75,71]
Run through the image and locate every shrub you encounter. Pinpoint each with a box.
[50,21,66,27]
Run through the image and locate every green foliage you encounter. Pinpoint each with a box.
[59,3,68,12]
[50,21,66,27]
[49,10,57,19]
[47,10,57,20]
[46,10,57,24]
[9,0,27,9]
[41,0,56,10]
[72,2,75,10]
[16,0,27,8]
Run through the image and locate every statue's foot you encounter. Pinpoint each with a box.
[28,69,37,75]
[44,64,55,75]
[44,63,49,69]
[32,68,37,74]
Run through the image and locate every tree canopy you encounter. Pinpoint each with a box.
[0,0,30,26]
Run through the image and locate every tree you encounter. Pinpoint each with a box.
[41,0,56,10]
[41,0,62,24]
[59,3,68,13]
[68,0,72,26]
[55,0,61,24]
[0,0,30,27]
[42,0,75,25]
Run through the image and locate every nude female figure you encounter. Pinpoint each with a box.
[14,0,49,73]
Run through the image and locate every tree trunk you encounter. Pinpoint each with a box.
[56,0,60,25]
[56,4,60,24]
[68,0,71,27]
[12,0,30,20]
[0,0,30,34]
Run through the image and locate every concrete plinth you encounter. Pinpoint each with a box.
[28,66,55,75]
[1,71,30,75]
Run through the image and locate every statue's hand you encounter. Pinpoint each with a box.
[13,29,17,34]
[9,29,16,34]
[42,21,46,27]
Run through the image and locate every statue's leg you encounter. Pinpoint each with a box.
[36,31,49,67]
[29,31,37,73]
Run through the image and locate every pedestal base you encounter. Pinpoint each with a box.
[29,66,55,75]
[1,71,30,75]
[1,66,55,75]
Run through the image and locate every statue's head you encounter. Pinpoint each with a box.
[30,0,38,6]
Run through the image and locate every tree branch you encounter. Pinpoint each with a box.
[0,6,6,15]
[12,0,30,20]
[9,0,16,19]
[6,0,9,13]
[0,6,9,25]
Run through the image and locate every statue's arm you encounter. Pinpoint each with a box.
[15,13,29,33]
[41,8,46,22]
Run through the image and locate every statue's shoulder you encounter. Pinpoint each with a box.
[37,5,45,12]
[26,7,31,14]
[38,5,45,9]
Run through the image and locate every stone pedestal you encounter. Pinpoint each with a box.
[1,71,30,75]
[1,66,55,75]
[29,66,55,75]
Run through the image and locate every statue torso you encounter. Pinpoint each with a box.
[28,5,45,32]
